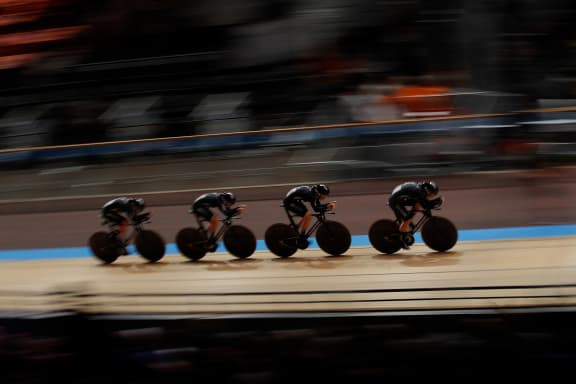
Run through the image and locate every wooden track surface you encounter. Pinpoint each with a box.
[1,236,574,314]
[1,167,575,315]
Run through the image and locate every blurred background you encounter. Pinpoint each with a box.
[1,0,575,197]
[0,0,575,141]
[2,1,576,382]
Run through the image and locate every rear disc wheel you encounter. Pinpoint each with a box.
[88,231,119,264]
[368,219,402,254]
[176,227,208,260]
[265,223,298,258]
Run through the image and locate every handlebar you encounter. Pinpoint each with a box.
[132,212,151,226]
[313,210,335,216]
[223,209,244,222]
[221,216,241,224]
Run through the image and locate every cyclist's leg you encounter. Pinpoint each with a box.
[287,201,309,234]
[190,208,217,251]
[104,212,125,237]
[401,202,424,232]
[390,204,405,229]
[208,214,219,240]
[300,211,312,235]
[103,212,129,254]
[117,218,129,240]
[204,210,219,251]
[392,204,413,249]
[284,203,299,228]
[396,205,415,232]
[194,207,213,238]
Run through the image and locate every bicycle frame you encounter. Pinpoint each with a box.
[403,208,440,234]
[195,213,238,242]
[283,205,331,239]
[117,222,143,246]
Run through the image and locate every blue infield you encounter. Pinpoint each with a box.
[1,224,575,261]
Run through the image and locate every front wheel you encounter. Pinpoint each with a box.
[176,227,208,261]
[223,225,257,259]
[265,223,298,258]
[315,221,351,256]
[88,231,119,264]
[368,219,402,254]
[135,230,166,262]
[421,216,458,252]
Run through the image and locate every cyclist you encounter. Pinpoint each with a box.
[283,184,336,237]
[388,181,443,249]
[100,197,149,254]
[191,192,246,245]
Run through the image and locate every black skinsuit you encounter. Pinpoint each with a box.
[283,186,328,217]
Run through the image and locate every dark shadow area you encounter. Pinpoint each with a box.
[2,309,576,382]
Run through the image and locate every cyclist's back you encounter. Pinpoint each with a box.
[193,193,222,209]
[388,182,427,207]
[284,185,315,204]
[102,197,133,213]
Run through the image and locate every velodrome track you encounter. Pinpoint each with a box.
[0,236,575,314]
[0,167,575,315]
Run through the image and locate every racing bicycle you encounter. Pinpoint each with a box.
[265,203,351,258]
[89,213,166,264]
[175,209,256,260]
[368,203,457,254]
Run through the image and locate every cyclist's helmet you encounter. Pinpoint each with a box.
[129,198,146,210]
[313,184,330,196]
[220,192,236,205]
[421,181,439,196]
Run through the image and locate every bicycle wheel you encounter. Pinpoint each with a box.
[264,223,298,258]
[223,225,257,259]
[135,230,166,262]
[88,231,119,264]
[368,219,402,254]
[316,221,351,256]
[176,227,208,260]
[421,216,458,252]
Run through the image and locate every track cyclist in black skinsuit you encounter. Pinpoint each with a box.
[191,192,245,251]
[283,184,336,245]
[387,181,443,249]
[100,197,149,255]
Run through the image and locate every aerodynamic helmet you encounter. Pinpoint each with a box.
[130,198,146,210]
[421,181,439,196]
[220,192,236,205]
[313,184,330,196]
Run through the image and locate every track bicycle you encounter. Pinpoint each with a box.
[369,205,458,254]
[89,213,166,264]
[176,210,256,260]
[265,204,351,258]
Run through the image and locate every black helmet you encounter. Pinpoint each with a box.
[130,198,146,209]
[313,184,330,196]
[220,192,236,204]
[421,181,439,196]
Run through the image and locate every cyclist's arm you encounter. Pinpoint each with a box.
[218,205,237,217]
[311,199,328,212]
[419,196,442,210]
